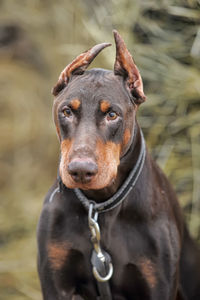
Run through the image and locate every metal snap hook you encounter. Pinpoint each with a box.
[93,262,113,282]
[88,202,113,284]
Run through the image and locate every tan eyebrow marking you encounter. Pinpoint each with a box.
[100,100,110,113]
[70,99,81,110]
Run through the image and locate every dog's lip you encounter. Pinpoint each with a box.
[68,181,95,190]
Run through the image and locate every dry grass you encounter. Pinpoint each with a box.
[0,0,200,298]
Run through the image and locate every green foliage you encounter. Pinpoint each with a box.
[0,0,199,298]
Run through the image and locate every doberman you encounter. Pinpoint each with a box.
[37,30,200,300]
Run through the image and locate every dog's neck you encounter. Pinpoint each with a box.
[81,121,144,202]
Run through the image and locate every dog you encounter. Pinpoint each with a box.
[37,30,200,300]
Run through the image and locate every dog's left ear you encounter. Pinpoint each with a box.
[113,30,146,104]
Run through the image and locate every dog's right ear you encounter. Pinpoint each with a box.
[52,42,111,96]
[113,30,146,105]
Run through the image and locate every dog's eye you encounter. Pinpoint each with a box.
[107,111,118,121]
[62,107,71,118]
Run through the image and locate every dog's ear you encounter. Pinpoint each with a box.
[52,42,111,96]
[113,30,146,104]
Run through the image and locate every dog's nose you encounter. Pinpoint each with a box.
[68,160,98,184]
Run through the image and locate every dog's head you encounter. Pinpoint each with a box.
[52,31,146,190]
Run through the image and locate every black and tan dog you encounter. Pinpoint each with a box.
[37,31,200,300]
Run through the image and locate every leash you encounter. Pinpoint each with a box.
[49,129,146,299]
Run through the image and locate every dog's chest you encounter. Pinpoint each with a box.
[47,204,179,299]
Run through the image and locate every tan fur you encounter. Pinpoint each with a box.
[100,100,110,113]
[94,140,121,189]
[59,139,73,186]
[123,128,131,148]
[139,258,157,288]
[70,99,81,110]
[48,241,71,270]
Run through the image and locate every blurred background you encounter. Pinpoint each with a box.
[0,0,200,299]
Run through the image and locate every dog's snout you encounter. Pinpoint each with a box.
[68,160,98,184]
[73,145,94,157]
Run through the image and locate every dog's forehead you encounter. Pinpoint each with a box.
[59,68,130,106]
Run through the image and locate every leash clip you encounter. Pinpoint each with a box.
[88,203,113,282]
[88,203,101,256]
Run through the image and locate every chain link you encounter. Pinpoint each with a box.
[88,203,105,260]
